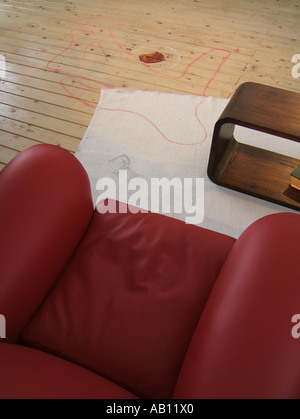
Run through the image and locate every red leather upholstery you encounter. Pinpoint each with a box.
[0,343,137,399]
[1,144,300,399]
[174,213,300,399]
[0,145,93,343]
[22,200,235,399]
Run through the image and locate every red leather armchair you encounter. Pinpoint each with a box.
[1,144,300,399]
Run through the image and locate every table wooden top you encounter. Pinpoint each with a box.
[219,82,300,142]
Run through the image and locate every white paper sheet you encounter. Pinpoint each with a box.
[75,89,299,238]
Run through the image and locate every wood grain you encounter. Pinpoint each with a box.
[0,0,300,167]
[207,82,300,211]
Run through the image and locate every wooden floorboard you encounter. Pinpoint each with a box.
[0,0,300,167]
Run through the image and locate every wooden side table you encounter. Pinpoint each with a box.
[207,82,300,211]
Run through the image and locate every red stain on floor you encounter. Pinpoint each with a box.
[45,16,240,145]
[139,52,165,63]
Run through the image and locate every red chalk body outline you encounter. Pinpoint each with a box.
[46,16,239,145]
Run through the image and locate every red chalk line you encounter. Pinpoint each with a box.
[46,16,239,145]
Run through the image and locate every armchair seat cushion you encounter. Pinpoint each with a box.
[0,343,137,399]
[22,200,235,399]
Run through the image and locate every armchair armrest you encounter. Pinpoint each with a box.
[0,145,93,343]
[174,212,300,399]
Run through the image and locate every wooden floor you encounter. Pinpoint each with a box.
[0,0,300,169]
